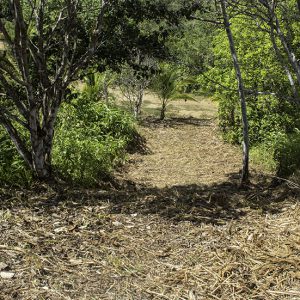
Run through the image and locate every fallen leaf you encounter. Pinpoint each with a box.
[112,221,122,227]
[54,226,67,233]
[0,262,8,271]
[125,225,135,228]
[69,259,83,265]
[0,271,15,279]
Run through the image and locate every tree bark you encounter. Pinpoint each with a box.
[220,0,250,184]
[29,106,50,179]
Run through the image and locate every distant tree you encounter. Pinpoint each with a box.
[151,64,195,120]
[117,53,156,119]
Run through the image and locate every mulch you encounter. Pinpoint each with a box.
[1,116,300,300]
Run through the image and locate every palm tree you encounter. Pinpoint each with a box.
[151,65,195,120]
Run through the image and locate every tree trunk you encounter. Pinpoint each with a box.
[134,84,144,119]
[31,137,52,179]
[103,75,109,105]
[269,23,300,102]
[133,104,139,119]
[160,100,167,120]
[28,104,58,180]
[220,0,250,184]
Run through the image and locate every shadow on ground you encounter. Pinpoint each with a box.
[1,173,298,226]
[139,116,215,128]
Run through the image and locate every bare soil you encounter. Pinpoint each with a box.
[1,97,300,300]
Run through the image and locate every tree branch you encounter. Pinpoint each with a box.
[0,114,32,168]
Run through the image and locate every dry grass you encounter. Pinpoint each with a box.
[1,96,300,299]
[122,117,241,188]
[0,183,299,300]
[116,89,217,120]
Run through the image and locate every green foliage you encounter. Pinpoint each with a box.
[151,64,182,100]
[167,19,215,75]
[0,85,136,186]
[151,64,195,119]
[200,19,295,143]
[81,73,106,102]
[251,131,300,177]
[191,9,300,176]
[0,129,32,186]
[53,92,136,185]
[274,132,300,176]
[81,71,116,103]
[250,142,279,174]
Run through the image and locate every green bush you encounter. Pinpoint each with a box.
[250,131,300,177]
[53,96,136,185]
[250,142,278,174]
[0,129,32,186]
[274,132,300,177]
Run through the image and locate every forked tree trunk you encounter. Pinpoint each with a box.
[29,111,56,179]
[220,0,250,184]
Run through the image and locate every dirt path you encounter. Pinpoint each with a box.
[125,118,241,187]
[123,97,242,188]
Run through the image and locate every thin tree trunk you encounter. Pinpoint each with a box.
[134,84,144,119]
[160,100,167,120]
[273,14,300,86]
[103,74,109,105]
[269,23,300,102]
[220,0,250,184]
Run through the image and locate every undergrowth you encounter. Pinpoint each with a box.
[53,97,136,186]
[0,94,136,187]
[250,131,300,177]
[0,129,32,186]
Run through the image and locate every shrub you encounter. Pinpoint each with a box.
[250,131,300,177]
[250,142,278,174]
[53,97,136,185]
[0,129,32,186]
[274,132,300,177]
